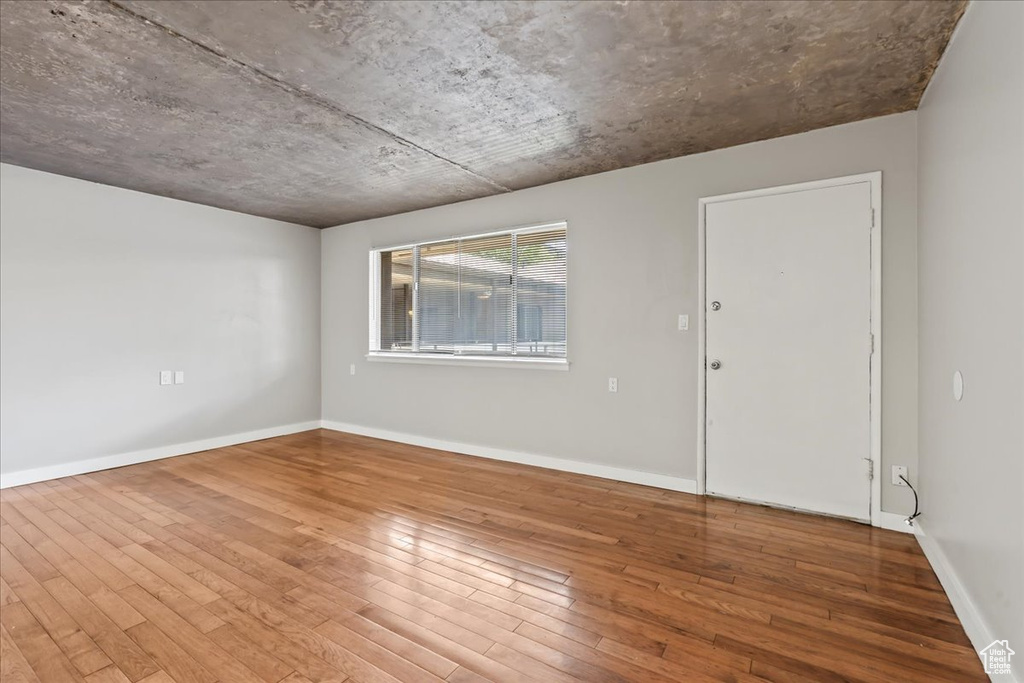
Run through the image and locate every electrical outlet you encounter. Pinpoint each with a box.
[174,371,185,385]
[892,465,909,486]
[350,364,356,375]
[608,377,618,393]
[159,370,172,386]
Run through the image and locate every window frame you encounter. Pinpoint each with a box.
[368,221,569,370]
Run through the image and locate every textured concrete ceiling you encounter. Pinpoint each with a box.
[1,1,966,228]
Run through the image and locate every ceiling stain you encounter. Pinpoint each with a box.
[0,0,967,227]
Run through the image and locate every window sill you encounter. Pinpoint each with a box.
[366,352,570,371]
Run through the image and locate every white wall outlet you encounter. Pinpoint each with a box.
[608,377,618,393]
[350,364,356,375]
[159,370,172,386]
[174,371,185,385]
[678,314,689,331]
[892,465,909,486]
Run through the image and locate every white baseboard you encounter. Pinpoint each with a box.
[914,519,1020,682]
[0,420,322,489]
[877,511,915,534]
[320,420,698,494]
[2,416,918,540]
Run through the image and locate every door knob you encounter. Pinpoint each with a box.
[710,301,721,311]
[709,360,721,370]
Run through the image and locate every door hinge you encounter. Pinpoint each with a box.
[869,333,875,354]
[870,208,876,229]
[865,458,874,480]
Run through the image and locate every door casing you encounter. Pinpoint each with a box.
[696,172,883,527]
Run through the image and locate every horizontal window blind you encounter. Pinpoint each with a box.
[372,223,567,359]
[515,228,567,357]
[417,240,459,354]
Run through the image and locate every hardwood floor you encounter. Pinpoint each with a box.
[0,429,984,682]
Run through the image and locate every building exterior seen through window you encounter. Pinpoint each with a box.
[371,223,567,359]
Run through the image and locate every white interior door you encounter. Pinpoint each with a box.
[704,181,873,521]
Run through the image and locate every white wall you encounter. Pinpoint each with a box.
[917,1,1023,675]
[0,164,322,484]
[322,112,920,513]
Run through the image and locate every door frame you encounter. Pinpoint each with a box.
[696,172,883,527]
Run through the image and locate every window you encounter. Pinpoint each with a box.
[369,222,567,364]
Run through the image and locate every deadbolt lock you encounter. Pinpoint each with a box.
[710,301,721,311]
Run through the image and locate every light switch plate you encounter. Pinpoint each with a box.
[678,314,689,331]
[174,371,185,385]
[608,377,618,393]
[350,364,356,375]
[159,371,172,386]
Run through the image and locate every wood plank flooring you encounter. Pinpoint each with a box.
[0,429,985,682]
